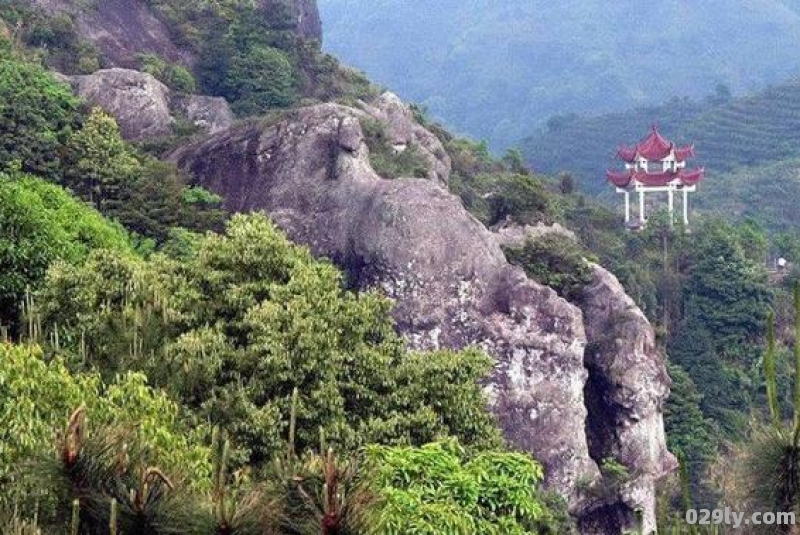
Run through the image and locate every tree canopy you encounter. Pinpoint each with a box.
[0,57,81,178]
[36,213,502,466]
[0,173,132,329]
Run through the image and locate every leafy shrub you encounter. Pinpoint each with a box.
[0,58,81,178]
[138,53,197,93]
[361,118,430,179]
[0,173,132,329]
[364,440,567,534]
[503,234,594,300]
[0,343,211,509]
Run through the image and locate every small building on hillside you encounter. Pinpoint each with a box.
[607,125,704,229]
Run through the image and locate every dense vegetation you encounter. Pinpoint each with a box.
[34,214,503,461]
[144,0,377,115]
[0,19,572,533]
[4,213,571,533]
[0,0,101,73]
[0,53,224,333]
[0,174,132,329]
[321,0,800,149]
[6,1,800,532]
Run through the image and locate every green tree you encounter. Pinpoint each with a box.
[364,440,567,534]
[682,218,771,356]
[37,214,501,466]
[61,108,140,210]
[226,45,296,115]
[0,57,80,178]
[669,317,752,436]
[664,363,718,507]
[0,173,131,330]
[105,159,224,243]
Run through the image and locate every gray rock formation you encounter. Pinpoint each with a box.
[175,95,235,135]
[29,0,194,68]
[69,68,174,141]
[578,265,677,535]
[359,92,451,185]
[168,100,675,533]
[64,69,235,141]
[492,220,578,245]
[27,0,322,68]
[496,222,678,533]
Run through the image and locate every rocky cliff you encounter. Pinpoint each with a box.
[162,94,676,534]
[29,0,194,68]
[28,0,322,68]
[270,0,323,41]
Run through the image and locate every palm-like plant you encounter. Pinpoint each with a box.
[264,389,379,535]
[737,282,800,534]
[207,427,283,535]
[34,405,205,535]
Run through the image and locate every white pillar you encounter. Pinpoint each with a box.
[624,191,631,224]
[683,188,689,227]
[639,190,646,223]
[668,187,674,227]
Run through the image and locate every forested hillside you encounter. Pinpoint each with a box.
[320,0,800,149]
[3,0,800,533]
[0,3,576,533]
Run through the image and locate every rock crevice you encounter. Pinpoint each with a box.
[166,98,675,533]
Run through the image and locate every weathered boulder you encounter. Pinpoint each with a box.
[359,92,452,185]
[495,222,677,533]
[64,69,237,141]
[69,68,174,141]
[337,115,363,153]
[175,95,235,135]
[492,219,578,246]
[168,102,675,533]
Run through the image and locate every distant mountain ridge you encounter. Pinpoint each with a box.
[319,0,800,150]
[521,76,800,225]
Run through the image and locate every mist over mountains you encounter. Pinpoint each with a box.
[319,0,800,150]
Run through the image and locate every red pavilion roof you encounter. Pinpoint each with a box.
[616,126,695,163]
[607,168,705,188]
[674,144,695,161]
